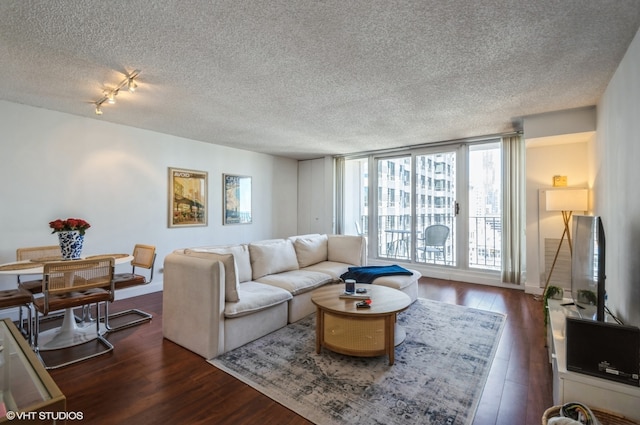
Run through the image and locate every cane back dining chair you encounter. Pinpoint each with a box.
[16,245,62,294]
[416,224,450,264]
[0,288,32,341]
[15,245,62,334]
[107,244,156,331]
[32,258,115,369]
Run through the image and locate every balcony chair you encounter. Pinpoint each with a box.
[416,224,450,264]
[106,244,156,332]
[32,258,115,369]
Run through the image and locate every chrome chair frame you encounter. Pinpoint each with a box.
[106,244,156,332]
[15,245,62,333]
[32,258,115,369]
[0,288,32,343]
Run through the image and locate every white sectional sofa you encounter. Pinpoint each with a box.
[162,234,421,359]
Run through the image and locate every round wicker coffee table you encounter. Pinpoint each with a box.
[311,283,411,365]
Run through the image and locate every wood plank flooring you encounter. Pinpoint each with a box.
[45,278,553,425]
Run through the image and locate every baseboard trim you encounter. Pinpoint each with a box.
[113,281,163,301]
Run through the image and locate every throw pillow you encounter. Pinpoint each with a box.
[188,245,252,283]
[293,234,328,267]
[249,239,299,280]
[327,235,365,265]
[184,251,240,302]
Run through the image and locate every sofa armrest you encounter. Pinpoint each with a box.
[327,235,367,266]
[162,253,225,359]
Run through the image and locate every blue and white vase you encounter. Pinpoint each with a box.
[58,230,84,260]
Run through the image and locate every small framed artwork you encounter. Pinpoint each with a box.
[223,174,252,225]
[168,167,208,228]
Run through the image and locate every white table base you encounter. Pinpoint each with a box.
[37,308,106,351]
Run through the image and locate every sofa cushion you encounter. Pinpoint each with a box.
[327,235,365,265]
[187,245,252,283]
[249,239,299,280]
[183,251,240,302]
[370,269,422,291]
[288,233,322,241]
[292,234,328,267]
[256,269,332,295]
[301,261,351,280]
[224,282,292,318]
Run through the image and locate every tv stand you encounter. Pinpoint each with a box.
[546,299,640,422]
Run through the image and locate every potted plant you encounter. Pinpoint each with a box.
[576,289,597,306]
[49,218,91,260]
[49,218,91,235]
[543,285,564,327]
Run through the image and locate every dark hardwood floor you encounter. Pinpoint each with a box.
[44,278,553,425]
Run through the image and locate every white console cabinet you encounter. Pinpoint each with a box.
[547,299,640,422]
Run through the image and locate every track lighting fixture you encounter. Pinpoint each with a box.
[94,70,140,115]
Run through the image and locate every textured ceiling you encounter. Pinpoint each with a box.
[1,1,639,160]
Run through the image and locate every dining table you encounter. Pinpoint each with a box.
[0,253,133,350]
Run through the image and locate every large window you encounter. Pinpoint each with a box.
[344,158,368,236]
[343,140,502,274]
[468,143,501,270]
[377,156,412,259]
[414,150,457,266]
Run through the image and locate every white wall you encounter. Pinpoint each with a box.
[595,27,640,327]
[523,106,596,295]
[297,157,335,235]
[523,106,596,139]
[524,141,590,293]
[0,101,299,295]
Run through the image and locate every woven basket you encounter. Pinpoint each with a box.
[542,405,638,425]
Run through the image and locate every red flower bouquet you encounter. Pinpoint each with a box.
[49,218,91,235]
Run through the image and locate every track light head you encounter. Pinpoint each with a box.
[127,78,137,93]
[107,91,116,104]
[93,69,140,115]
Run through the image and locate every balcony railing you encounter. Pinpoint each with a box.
[468,216,501,270]
[356,215,501,270]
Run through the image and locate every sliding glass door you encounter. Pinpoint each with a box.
[373,149,458,266]
[414,150,457,266]
[343,139,502,275]
[376,156,412,260]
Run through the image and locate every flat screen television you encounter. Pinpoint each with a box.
[570,215,606,322]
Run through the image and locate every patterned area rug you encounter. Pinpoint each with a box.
[209,298,505,425]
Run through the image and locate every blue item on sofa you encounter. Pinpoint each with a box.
[340,265,413,284]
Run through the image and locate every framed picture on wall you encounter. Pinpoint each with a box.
[168,167,208,228]
[223,174,252,225]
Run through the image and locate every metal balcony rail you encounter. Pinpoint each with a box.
[356,215,501,270]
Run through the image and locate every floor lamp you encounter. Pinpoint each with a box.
[542,188,588,297]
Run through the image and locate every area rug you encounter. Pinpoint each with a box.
[209,298,505,425]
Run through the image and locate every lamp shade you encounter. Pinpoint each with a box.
[546,188,588,212]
